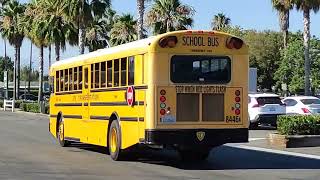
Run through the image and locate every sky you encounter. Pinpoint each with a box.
[2,0,320,75]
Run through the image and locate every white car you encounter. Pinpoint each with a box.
[282,96,320,115]
[248,93,286,128]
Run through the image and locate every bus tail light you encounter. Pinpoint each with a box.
[159,36,178,48]
[160,109,166,115]
[235,109,241,115]
[235,97,241,102]
[226,37,243,49]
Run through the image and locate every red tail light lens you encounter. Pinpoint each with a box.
[302,108,310,114]
[160,109,166,115]
[235,109,241,115]
[160,96,166,102]
[235,97,241,102]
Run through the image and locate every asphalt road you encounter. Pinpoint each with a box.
[0,111,319,180]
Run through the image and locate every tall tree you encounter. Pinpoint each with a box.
[293,0,320,95]
[137,0,150,39]
[0,0,25,99]
[110,14,137,46]
[146,0,194,35]
[271,0,293,48]
[24,1,49,103]
[211,13,231,31]
[0,0,9,58]
[65,0,111,54]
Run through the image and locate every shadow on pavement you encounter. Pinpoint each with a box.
[69,143,320,170]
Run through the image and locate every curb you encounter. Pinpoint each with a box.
[1,108,49,117]
[268,133,320,148]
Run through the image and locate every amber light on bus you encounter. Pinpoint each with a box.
[159,36,178,48]
[226,37,243,49]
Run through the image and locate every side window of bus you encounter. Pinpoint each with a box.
[91,64,94,88]
[60,70,64,92]
[121,58,127,86]
[95,63,100,88]
[107,61,112,87]
[69,68,73,91]
[128,56,134,85]
[101,62,106,88]
[114,59,119,87]
[56,71,59,93]
[64,69,68,91]
[73,67,78,91]
[84,67,88,89]
[79,66,83,90]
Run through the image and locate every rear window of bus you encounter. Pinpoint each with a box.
[170,55,231,83]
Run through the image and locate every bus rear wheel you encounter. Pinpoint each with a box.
[108,120,124,161]
[57,119,70,147]
[179,148,211,162]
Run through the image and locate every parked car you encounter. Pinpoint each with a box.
[248,93,286,128]
[19,94,37,101]
[282,96,320,115]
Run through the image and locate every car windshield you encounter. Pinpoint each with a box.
[300,98,320,105]
[256,97,282,105]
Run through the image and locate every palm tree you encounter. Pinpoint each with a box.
[65,0,111,54]
[0,0,9,58]
[146,0,195,35]
[110,14,137,46]
[24,1,49,103]
[212,13,231,31]
[137,0,150,39]
[0,0,25,100]
[293,0,320,95]
[85,16,109,51]
[271,0,293,48]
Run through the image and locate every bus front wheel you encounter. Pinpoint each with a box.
[178,148,211,162]
[108,120,124,161]
[57,119,70,147]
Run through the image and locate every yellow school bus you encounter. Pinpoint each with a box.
[49,30,249,161]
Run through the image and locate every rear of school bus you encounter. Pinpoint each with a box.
[144,30,249,160]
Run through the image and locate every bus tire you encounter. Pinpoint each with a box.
[57,118,70,147]
[108,120,123,161]
[179,148,210,162]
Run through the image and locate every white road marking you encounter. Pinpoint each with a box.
[228,144,320,160]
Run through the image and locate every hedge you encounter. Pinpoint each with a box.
[0,100,3,108]
[20,102,49,114]
[278,115,320,135]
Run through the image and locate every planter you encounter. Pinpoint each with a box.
[268,133,320,148]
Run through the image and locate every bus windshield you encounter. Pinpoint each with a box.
[170,55,231,84]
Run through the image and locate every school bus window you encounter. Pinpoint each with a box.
[79,66,83,90]
[84,67,88,89]
[107,61,112,87]
[128,56,134,85]
[95,63,100,88]
[69,68,73,91]
[101,62,106,87]
[56,71,59,92]
[59,70,64,91]
[114,59,119,87]
[121,58,127,86]
[171,55,231,83]
[64,69,69,91]
[91,64,94,88]
[73,67,78,90]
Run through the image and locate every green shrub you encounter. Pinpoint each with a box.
[0,100,3,108]
[278,115,320,135]
[14,100,24,108]
[20,102,40,113]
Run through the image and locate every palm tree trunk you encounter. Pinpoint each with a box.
[17,46,21,99]
[28,42,32,93]
[79,26,86,54]
[283,30,288,48]
[55,42,60,61]
[38,45,44,103]
[137,0,145,39]
[4,39,7,58]
[48,44,51,68]
[13,46,17,100]
[280,10,290,48]
[303,7,311,95]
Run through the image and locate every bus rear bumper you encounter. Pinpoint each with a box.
[145,128,248,148]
